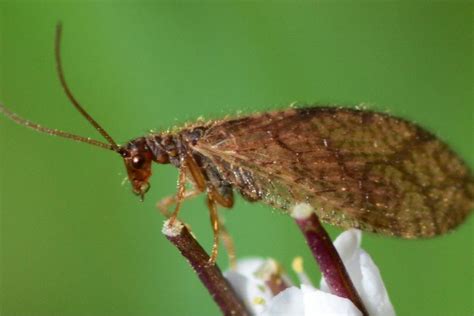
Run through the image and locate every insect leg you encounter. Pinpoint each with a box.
[219,219,237,269]
[209,186,234,208]
[206,185,236,265]
[157,189,201,217]
[173,153,234,264]
[206,194,220,265]
[167,154,209,219]
[184,154,207,191]
[169,163,188,225]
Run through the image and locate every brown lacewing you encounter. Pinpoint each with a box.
[1,23,473,243]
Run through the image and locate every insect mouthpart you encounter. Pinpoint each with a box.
[133,181,151,201]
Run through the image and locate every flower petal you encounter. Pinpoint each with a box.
[225,258,274,315]
[260,287,304,316]
[320,229,396,316]
[333,229,362,262]
[358,250,395,316]
[301,284,362,316]
[234,258,268,280]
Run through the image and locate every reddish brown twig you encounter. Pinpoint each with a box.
[292,203,368,316]
[163,219,250,316]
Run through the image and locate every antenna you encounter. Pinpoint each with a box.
[0,23,120,153]
[55,22,120,151]
[0,103,113,150]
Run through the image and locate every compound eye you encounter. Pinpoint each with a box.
[132,155,145,169]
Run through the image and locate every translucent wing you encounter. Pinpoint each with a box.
[194,107,473,238]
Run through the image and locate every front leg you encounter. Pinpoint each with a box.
[165,154,237,265]
[159,153,209,218]
[157,189,201,217]
[168,162,189,226]
[166,154,208,220]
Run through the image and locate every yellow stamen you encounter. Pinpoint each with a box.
[252,296,266,305]
[292,256,304,274]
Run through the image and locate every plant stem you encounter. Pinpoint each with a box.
[292,205,368,316]
[163,219,250,316]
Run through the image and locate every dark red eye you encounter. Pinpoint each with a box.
[132,155,145,169]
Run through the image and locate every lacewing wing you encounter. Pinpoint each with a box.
[192,107,473,238]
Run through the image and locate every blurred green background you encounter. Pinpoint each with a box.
[0,2,472,316]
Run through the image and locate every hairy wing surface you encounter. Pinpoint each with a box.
[194,107,473,238]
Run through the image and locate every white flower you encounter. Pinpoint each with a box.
[224,229,395,316]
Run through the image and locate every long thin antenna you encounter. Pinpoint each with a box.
[0,102,114,151]
[55,22,120,152]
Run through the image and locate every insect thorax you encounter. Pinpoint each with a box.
[144,126,208,167]
[144,127,237,203]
